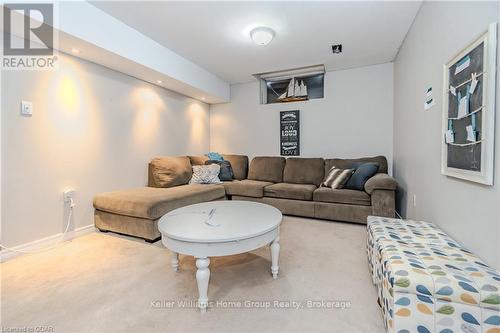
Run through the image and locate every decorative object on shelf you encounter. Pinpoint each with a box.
[280,110,300,156]
[277,77,308,102]
[331,44,343,54]
[441,23,497,185]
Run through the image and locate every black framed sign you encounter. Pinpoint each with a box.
[280,110,300,156]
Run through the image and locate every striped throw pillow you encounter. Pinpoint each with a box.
[322,167,354,189]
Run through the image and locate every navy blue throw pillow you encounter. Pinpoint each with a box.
[205,160,234,181]
[344,162,379,191]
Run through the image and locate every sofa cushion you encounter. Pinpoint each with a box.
[283,158,324,186]
[264,183,317,201]
[222,154,249,180]
[248,156,286,183]
[151,156,192,188]
[313,188,371,206]
[93,184,225,220]
[325,156,388,175]
[223,179,273,198]
[188,155,208,166]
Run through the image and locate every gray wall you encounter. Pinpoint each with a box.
[210,63,394,172]
[393,1,500,268]
[1,52,210,247]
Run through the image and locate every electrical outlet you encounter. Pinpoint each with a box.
[63,189,76,202]
[21,101,33,116]
[413,194,417,208]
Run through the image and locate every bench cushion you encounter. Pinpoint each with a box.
[223,179,273,198]
[313,188,371,206]
[93,184,225,220]
[283,158,324,186]
[264,183,317,201]
[367,216,500,333]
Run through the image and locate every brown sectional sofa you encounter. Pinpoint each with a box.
[93,154,397,242]
[224,155,396,224]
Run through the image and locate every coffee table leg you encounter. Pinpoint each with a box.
[270,236,280,279]
[171,252,179,272]
[196,257,210,312]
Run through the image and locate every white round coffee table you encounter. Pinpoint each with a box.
[158,200,282,312]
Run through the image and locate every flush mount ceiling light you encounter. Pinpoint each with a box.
[250,27,275,46]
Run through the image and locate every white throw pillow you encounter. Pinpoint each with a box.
[189,164,222,184]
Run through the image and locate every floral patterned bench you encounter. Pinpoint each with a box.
[367,216,500,333]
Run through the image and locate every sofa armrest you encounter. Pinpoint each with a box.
[364,173,398,194]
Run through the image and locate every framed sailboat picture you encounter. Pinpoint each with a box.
[441,23,497,185]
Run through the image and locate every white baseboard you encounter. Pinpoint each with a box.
[0,224,96,263]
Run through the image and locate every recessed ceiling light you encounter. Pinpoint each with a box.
[71,48,80,54]
[201,97,206,101]
[331,44,343,54]
[157,80,163,84]
[250,27,275,46]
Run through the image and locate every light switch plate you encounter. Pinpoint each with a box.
[21,101,33,116]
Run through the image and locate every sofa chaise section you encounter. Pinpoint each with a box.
[95,154,249,242]
[94,182,224,241]
[94,185,225,220]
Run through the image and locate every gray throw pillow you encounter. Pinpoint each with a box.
[344,162,379,191]
[205,160,234,181]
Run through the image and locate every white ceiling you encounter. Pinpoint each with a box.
[91,1,421,84]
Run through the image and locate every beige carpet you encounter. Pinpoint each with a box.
[1,216,384,333]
